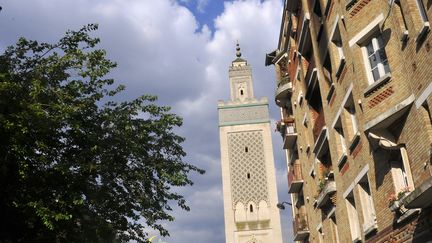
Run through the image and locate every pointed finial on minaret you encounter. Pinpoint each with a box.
[236,41,241,58]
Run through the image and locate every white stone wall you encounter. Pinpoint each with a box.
[219,123,283,243]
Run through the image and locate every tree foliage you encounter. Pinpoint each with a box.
[0,24,204,242]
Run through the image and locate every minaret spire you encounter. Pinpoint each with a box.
[236,41,241,58]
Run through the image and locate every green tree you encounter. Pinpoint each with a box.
[0,24,204,243]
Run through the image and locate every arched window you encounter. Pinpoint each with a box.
[240,90,244,96]
[245,146,248,152]
[249,204,253,212]
[247,173,250,179]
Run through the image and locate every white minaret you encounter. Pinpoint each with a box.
[218,43,283,243]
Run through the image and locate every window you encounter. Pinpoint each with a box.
[313,0,322,17]
[249,204,253,212]
[317,225,324,243]
[337,129,347,154]
[296,66,301,81]
[323,53,333,85]
[245,146,248,153]
[420,102,432,140]
[334,117,348,169]
[345,192,361,242]
[362,34,390,83]
[415,0,429,23]
[240,89,244,96]
[391,159,409,189]
[389,147,414,193]
[343,93,359,142]
[357,175,376,234]
[394,1,409,42]
[330,215,340,243]
[422,102,432,123]
[331,23,345,72]
[411,0,430,40]
[247,173,250,179]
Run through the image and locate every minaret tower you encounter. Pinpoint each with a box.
[218,43,283,243]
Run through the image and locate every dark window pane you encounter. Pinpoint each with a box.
[383,60,391,74]
[372,67,380,81]
[366,42,374,55]
[377,35,385,48]
[369,54,378,69]
[378,48,388,62]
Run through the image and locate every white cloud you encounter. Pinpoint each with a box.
[196,0,209,13]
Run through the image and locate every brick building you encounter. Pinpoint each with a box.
[265,0,432,242]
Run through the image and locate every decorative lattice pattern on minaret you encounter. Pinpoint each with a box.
[228,130,269,208]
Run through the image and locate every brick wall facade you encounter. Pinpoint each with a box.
[267,0,432,242]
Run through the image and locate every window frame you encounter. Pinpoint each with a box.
[415,0,429,23]
[329,16,346,78]
[333,116,348,169]
[345,191,361,242]
[357,175,377,234]
[361,35,390,84]
[390,147,414,194]
[343,92,359,142]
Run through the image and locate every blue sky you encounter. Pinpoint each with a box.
[0,0,293,242]
[178,0,225,32]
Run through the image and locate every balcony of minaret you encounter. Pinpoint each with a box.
[288,161,304,194]
[293,206,310,241]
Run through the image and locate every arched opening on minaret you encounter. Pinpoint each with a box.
[249,204,253,212]
[247,173,250,179]
[240,89,244,96]
[245,146,248,152]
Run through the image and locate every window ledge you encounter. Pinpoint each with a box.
[337,152,348,168]
[346,0,358,11]
[309,165,315,177]
[324,0,333,16]
[400,30,409,43]
[348,131,361,152]
[298,92,304,106]
[302,112,308,126]
[351,236,362,243]
[396,208,420,224]
[335,57,346,78]
[326,83,335,103]
[363,220,377,236]
[363,73,391,97]
[416,22,430,43]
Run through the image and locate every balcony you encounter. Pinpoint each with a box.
[286,0,300,12]
[295,12,304,43]
[403,177,432,209]
[305,63,318,100]
[288,163,304,193]
[316,179,336,208]
[312,109,326,142]
[293,212,310,241]
[297,13,311,55]
[283,122,298,149]
[275,76,293,107]
[291,14,298,36]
